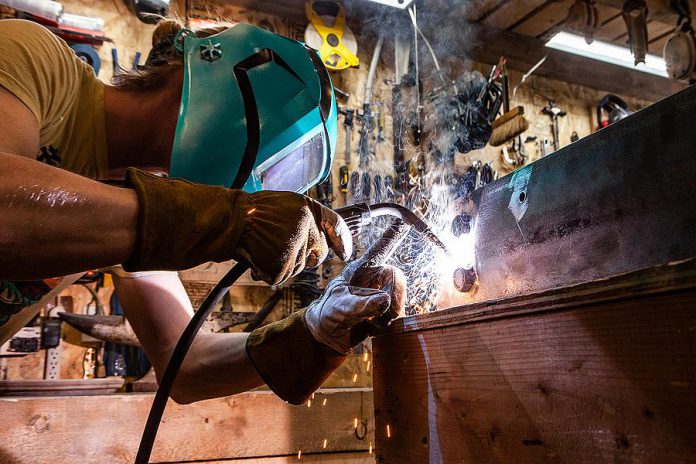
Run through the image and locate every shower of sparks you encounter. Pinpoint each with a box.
[359,172,477,315]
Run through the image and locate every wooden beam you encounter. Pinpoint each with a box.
[372,260,696,463]
[0,389,374,464]
[460,21,684,101]
[594,0,696,25]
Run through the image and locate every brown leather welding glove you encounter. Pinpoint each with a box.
[122,168,352,285]
[246,265,406,404]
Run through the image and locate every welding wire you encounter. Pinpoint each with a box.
[136,262,249,464]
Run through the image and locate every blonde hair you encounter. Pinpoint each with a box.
[114,18,231,91]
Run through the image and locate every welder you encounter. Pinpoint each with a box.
[0,18,405,404]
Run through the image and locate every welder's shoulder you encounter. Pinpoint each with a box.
[0,19,84,123]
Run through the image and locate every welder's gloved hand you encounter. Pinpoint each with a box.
[305,265,407,354]
[246,265,407,404]
[122,169,352,284]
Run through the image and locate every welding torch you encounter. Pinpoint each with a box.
[336,201,474,295]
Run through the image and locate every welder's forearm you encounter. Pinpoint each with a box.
[114,273,262,404]
[177,332,264,403]
[0,152,137,279]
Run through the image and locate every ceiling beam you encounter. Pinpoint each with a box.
[593,0,695,25]
[463,21,685,101]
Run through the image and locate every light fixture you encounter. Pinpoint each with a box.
[546,31,668,77]
[365,0,414,9]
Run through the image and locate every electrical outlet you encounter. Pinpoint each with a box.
[44,346,61,380]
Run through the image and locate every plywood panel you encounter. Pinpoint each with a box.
[0,389,375,464]
[372,262,696,463]
[513,0,573,37]
[481,0,549,31]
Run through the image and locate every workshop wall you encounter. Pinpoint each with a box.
[2,0,649,386]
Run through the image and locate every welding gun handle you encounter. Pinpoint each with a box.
[335,203,371,235]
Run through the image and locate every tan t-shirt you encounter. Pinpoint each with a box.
[0,19,109,178]
[0,19,109,336]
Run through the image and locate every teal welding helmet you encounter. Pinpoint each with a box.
[169,24,338,193]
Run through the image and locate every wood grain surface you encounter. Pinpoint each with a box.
[0,389,374,464]
[373,261,696,463]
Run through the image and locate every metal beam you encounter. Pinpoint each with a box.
[454,84,696,304]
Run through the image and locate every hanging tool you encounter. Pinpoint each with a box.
[664,1,696,81]
[622,0,649,65]
[351,35,384,202]
[596,94,632,129]
[542,100,566,152]
[304,0,359,71]
[562,0,599,44]
[489,59,529,147]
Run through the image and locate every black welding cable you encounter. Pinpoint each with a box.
[135,261,249,464]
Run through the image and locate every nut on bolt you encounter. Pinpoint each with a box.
[453,267,476,292]
[451,213,472,237]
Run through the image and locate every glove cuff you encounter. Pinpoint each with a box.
[246,309,346,405]
[123,168,250,271]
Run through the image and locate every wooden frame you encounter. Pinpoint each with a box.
[0,388,375,463]
[372,260,696,463]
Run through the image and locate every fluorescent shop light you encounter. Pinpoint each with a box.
[545,31,668,77]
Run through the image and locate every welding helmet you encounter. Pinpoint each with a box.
[169,24,338,193]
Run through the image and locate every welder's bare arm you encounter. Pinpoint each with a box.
[113,273,263,404]
[0,152,138,280]
[0,87,138,279]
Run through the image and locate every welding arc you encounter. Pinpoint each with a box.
[368,203,450,255]
[135,262,250,464]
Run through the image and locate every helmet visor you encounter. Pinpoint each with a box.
[255,125,326,193]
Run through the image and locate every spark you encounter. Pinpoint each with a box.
[323,438,328,449]
[247,207,257,215]
[352,373,358,383]
[322,398,327,406]
[387,424,391,438]
[369,442,373,454]
[366,361,371,372]
[297,450,302,459]
[354,418,359,429]
[363,352,369,362]
[307,400,311,408]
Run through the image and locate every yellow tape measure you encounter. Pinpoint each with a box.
[304,0,359,71]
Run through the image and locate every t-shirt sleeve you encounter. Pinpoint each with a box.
[0,19,82,126]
